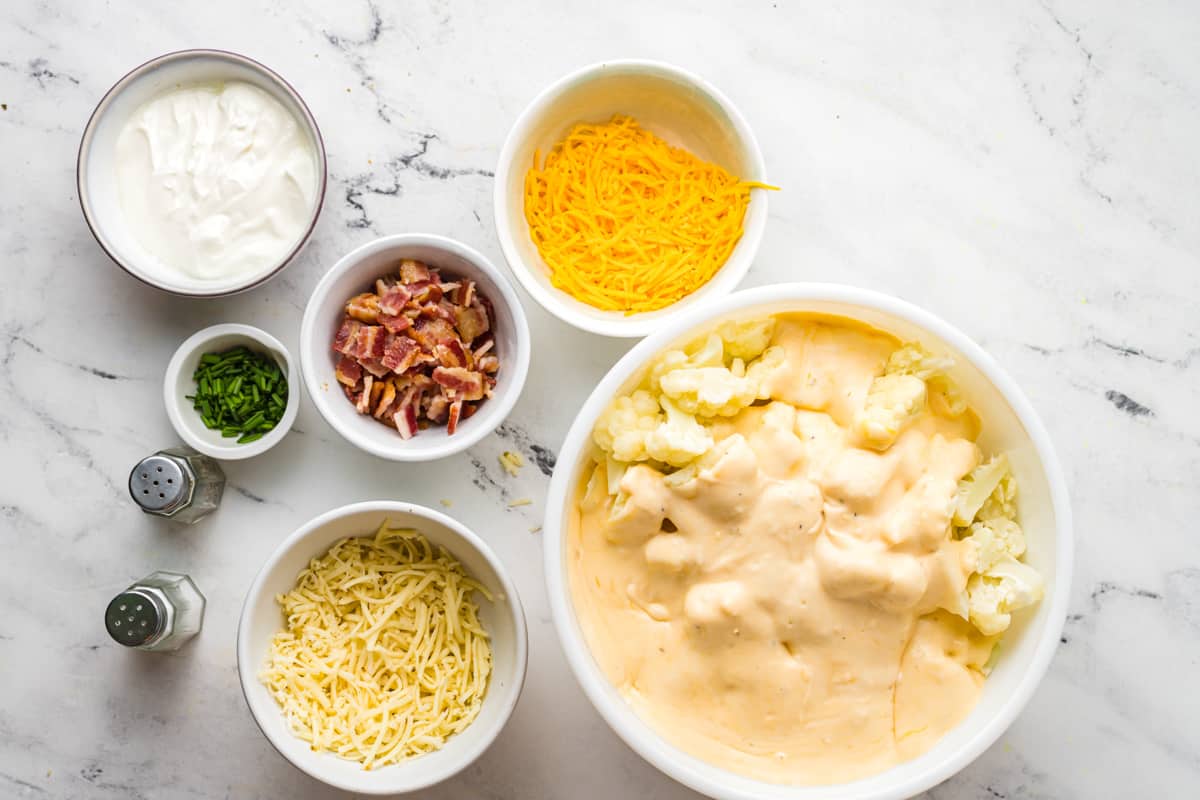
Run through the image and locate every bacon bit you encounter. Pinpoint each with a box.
[379,313,412,333]
[376,283,412,315]
[346,293,381,323]
[333,319,364,355]
[432,367,485,401]
[446,399,463,434]
[453,303,490,343]
[399,259,431,283]
[355,375,374,413]
[335,357,363,388]
[332,258,499,439]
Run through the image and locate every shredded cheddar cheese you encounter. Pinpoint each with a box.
[523,115,775,314]
[260,524,492,770]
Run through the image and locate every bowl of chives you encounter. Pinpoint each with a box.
[164,323,300,460]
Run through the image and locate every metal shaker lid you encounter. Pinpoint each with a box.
[129,454,192,514]
[105,589,165,647]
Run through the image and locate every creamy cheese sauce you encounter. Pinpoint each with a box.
[568,315,996,785]
[115,81,317,283]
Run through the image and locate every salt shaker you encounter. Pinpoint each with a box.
[128,446,225,524]
[105,571,206,652]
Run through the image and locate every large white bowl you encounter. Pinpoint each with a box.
[494,60,769,338]
[543,284,1072,800]
[77,49,327,297]
[237,501,529,795]
[300,234,531,461]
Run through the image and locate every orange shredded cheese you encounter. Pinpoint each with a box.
[523,115,776,315]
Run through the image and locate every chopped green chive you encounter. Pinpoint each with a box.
[189,345,288,444]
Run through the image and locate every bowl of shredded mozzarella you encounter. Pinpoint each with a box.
[237,501,528,794]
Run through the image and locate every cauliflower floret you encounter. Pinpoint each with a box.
[645,397,713,467]
[657,345,783,418]
[962,517,1026,573]
[953,454,1010,526]
[978,469,1018,521]
[592,390,662,463]
[716,317,777,361]
[648,334,726,391]
[855,373,927,450]
[967,558,1044,635]
[886,342,955,380]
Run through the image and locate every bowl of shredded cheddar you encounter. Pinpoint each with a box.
[495,60,774,337]
[237,501,528,794]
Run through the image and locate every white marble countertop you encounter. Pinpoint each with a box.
[1,0,1197,797]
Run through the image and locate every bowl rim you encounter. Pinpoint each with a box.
[162,322,300,460]
[493,58,768,338]
[541,282,1074,800]
[299,232,532,462]
[235,500,530,795]
[76,48,329,298]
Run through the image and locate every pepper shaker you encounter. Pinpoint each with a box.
[105,571,206,652]
[128,446,225,524]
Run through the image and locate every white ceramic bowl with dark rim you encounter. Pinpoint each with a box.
[299,233,531,461]
[163,323,300,460]
[77,49,327,297]
[542,284,1073,800]
[494,60,769,338]
[237,500,528,795]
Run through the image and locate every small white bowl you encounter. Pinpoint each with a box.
[300,233,531,462]
[163,323,300,460]
[543,284,1073,800]
[77,49,327,297]
[494,60,769,338]
[237,501,528,795]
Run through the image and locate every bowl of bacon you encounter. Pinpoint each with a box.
[299,233,531,461]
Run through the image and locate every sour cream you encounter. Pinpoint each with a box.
[115,81,317,283]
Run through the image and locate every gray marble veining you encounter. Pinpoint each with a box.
[0,0,1197,797]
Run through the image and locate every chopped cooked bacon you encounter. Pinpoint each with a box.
[446,399,463,435]
[411,317,458,351]
[435,339,472,369]
[352,325,386,361]
[399,259,432,283]
[333,319,365,355]
[355,375,374,413]
[453,279,476,309]
[359,358,391,378]
[382,333,422,373]
[376,283,412,315]
[346,293,381,323]
[453,302,489,344]
[373,379,397,419]
[433,366,485,402]
[379,313,412,333]
[331,258,498,439]
[335,357,363,388]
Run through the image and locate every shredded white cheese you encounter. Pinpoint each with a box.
[260,524,493,770]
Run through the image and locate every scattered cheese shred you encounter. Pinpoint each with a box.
[524,115,776,314]
[499,450,525,477]
[260,524,493,770]
[508,498,533,508]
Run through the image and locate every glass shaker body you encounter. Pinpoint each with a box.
[105,571,205,652]
[129,447,224,524]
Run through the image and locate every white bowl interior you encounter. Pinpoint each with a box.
[301,237,528,461]
[165,328,298,460]
[238,504,526,794]
[80,52,324,294]
[547,290,1069,800]
[496,62,768,336]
